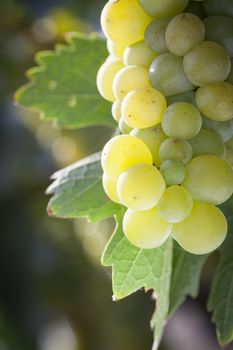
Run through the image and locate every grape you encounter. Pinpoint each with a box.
[182,155,233,205]
[172,201,228,255]
[202,116,233,142]
[113,65,151,101]
[111,100,121,122]
[144,19,170,53]
[226,58,233,84]
[118,118,133,134]
[101,0,152,47]
[190,129,226,159]
[226,136,233,150]
[150,53,194,97]
[204,16,233,57]
[101,135,153,178]
[165,13,205,56]
[183,41,231,86]
[117,163,166,210]
[226,147,233,169]
[130,125,167,167]
[204,0,233,19]
[107,39,125,58]
[121,87,167,129]
[139,0,189,18]
[158,185,193,223]
[123,207,172,249]
[184,0,205,18]
[159,138,193,164]
[160,160,186,185]
[102,173,121,204]
[162,102,202,140]
[123,41,158,68]
[195,82,233,121]
[167,90,196,106]
[96,57,124,102]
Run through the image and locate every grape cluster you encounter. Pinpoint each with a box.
[97,0,233,255]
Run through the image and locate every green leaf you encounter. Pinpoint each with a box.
[169,242,207,316]
[208,213,233,346]
[102,209,173,348]
[15,33,115,129]
[46,153,120,222]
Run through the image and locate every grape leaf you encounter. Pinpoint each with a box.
[46,153,120,222]
[208,211,233,346]
[102,209,173,348]
[169,242,207,316]
[15,33,115,129]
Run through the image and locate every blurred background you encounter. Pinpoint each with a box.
[0,0,233,349]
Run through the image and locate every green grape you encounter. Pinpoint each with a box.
[107,39,125,58]
[195,82,233,121]
[204,16,233,57]
[226,147,233,169]
[122,87,167,129]
[190,129,226,159]
[172,201,228,255]
[102,173,121,204]
[119,118,133,134]
[111,100,121,122]
[160,160,186,185]
[165,13,205,57]
[123,207,172,249]
[184,0,205,18]
[226,58,233,84]
[159,138,193,164]
[139,0,189,18]
[150,53,194,97]
[204,0,233,19]
[167,90,196,106]
[183,41,231,86]
[144,19,170,53]
[202,116,233,142]
[130,125,167,167]
[96,57,124,102]
[162,102,202,140]
[158,185,193,223]
[123,40,158,68]
[182,155,233,205]
[113,65,151,101]
[101,135,153,178]
[101,0,152,47]
[117,163,166,210]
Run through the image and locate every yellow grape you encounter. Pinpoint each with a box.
[123,207,172,249]
[122,87,167,129]
[107,39,126,58]
[117,163,166,210]
[102,173,121,204]
[172,201,228,254]
[123,40,157,68]
[101,135,153,178]
[111,100,121,122]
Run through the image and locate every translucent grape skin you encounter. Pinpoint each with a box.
[144,19,170,53]
[101,135,153,178]
[190,129,226,159]
[130,125,167,167]
[172,201,228,255]
[122,87,167,129]
[123,40,157,68]
[202,116,233,142]
[158,185,193,223]
[111,100,121,122]
[96,57,124,102]
[160,160,186,185]
[118,118,133,134]
[183,41,231,86]
[113,65,151,101]
[195,82,233,121]
[107,39,125,58]
[159,138,193,164]
[182,155,233,205]
[165,13,205,56]
[102,173,121,204]
[123,207,172,249]
[101,0,152,47]
[139,0,189,18]
[150,53,194,97]
[117,163,166,210]
[204,16,233,57]
[162,102,202,140]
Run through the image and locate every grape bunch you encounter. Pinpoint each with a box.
[97,0,233,255]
